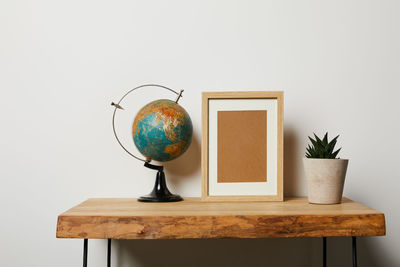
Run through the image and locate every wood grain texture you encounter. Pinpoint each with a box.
[57,197,385,239]
[201,91,284,201]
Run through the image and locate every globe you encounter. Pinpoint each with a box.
[132,99,193,162]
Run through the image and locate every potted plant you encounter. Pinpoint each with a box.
[304,133,349,204]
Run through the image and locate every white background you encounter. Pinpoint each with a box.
[1,0,399,266]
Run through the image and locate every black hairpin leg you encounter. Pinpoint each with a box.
[323,237,327,267]
[82,239,111,267]
[83,239,88,267]
[107,239,111,267]
[352,237,357,267]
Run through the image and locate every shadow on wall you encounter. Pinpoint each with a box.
[284,127,302,197]
[114,238,315,267]
[325,236,392,267]
[113,237,388,267]
[163,132,201,183]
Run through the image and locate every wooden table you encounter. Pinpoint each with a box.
[56,197,385,267]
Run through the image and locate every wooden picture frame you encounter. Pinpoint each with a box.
[201,91,284,201]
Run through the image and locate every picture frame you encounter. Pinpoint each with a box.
[201,91,284,201]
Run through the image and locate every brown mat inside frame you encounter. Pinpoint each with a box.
[217,110,267,183]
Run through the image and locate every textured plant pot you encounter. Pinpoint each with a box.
[303,158,349,204]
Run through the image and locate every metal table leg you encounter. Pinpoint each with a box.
[323,237,327,267]
[352,237,357,267]
[83,239,88,267]
[107,239,111,267]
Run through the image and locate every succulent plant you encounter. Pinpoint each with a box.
[306,133,341,159]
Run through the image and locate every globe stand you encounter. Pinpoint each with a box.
[138,162,183,202]
[111,84,190,203]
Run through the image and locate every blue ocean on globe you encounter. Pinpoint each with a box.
[132,99,193,162]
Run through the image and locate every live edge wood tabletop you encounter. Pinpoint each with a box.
[56,197,385,239]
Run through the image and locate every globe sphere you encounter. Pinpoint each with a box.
[132,99,193,162]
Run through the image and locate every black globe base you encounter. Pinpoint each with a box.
[139,162,183,202]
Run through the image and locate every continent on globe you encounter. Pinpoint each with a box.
[132,99,193,162]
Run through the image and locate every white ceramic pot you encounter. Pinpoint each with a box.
[303,158,349,204]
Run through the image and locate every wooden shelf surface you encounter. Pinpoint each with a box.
[56,197,385,239]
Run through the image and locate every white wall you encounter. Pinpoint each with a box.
[1,0,399,266]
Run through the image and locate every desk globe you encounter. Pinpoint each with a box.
[111,84,193,202]
[133,99,192,162]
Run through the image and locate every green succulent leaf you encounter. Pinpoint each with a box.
[314,133,323,145]
[331,148,342,159]
[305,132,342,159]
[308,136,318,148]
[322,132,328,146]
[327,140,336,155]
